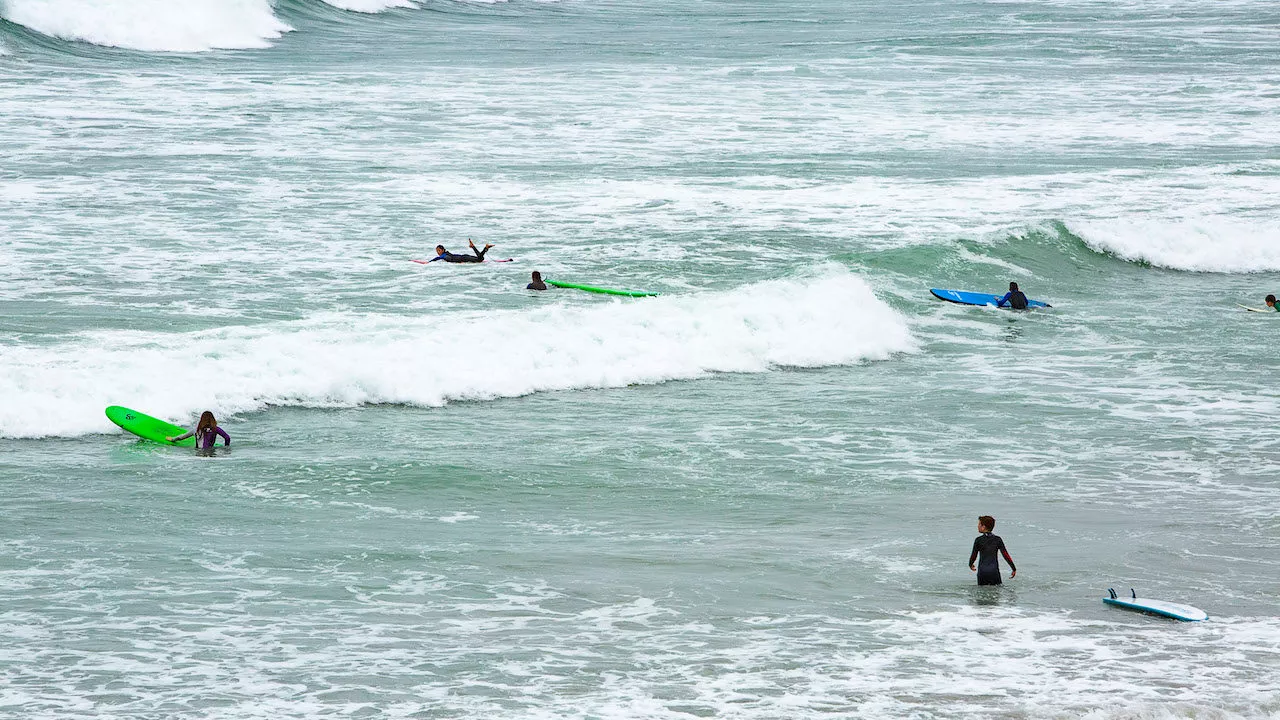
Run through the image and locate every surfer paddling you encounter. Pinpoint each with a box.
[969,515,1016,586]
[167,411,230,449]
[430,239,493,263]
[1267,294,1278,311]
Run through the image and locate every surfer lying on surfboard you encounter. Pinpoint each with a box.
[1267,294,1278,311]
[166,411,230,449]
[430,239,493,263]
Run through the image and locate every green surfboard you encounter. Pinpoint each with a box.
[546,279,659,297]
[105,406,195,446]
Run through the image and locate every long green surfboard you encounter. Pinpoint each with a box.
[105,406,195,446]
[546,279,658,297]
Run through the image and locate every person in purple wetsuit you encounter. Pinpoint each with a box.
[430,239,494,263]
[167,411,230,449]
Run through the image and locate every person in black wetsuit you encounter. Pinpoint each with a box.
[527,271,547,291]
[969,515,1016,585]
[430,239,493,263]
[994,282,1029,309]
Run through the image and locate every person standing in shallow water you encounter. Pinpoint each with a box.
[994,282,1029,309]
[969,515,1016,586]
[167,411,230,449]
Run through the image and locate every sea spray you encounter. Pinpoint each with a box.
[0,0,291,52]
[1071,218,1280,273]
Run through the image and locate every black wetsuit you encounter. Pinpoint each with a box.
[996,290,1029,309]
[969,532,1015,586]
[527,280,547,290]
[431,247,488,263]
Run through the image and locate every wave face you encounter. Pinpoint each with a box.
[0,0,292,52]
[319,0,415,12]
[0,270,914,439]
[1072,219,1280,273]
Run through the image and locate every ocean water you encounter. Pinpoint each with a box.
[2,0,1279,717]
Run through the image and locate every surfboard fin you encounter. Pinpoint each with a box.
[1130,588,1136,599]
[1108,588,1117,599]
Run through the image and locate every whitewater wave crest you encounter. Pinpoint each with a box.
[320,0,416,12]
[1072,218,1280,273]
[0,270,915,439]
[0,0,292,52]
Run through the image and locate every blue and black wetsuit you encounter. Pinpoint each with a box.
[995,290,1028,309]
[430,246,488,263]
[969,532,1015,585]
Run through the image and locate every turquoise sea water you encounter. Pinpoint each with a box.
[2,1,1279,717]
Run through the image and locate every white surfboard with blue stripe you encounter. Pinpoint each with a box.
[1103,589,1207,622]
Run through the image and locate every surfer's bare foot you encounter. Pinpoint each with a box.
[468,239,477,249]
[483,243,494,250]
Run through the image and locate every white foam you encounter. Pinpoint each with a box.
[1073,218,1280,273]
[319,0,416,12]
[0,269,914,439]
[0,0,291,52]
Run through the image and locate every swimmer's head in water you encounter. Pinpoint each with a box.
[436,245,447,256]
[531,271,542,281]
[1009,282,1019,292]
[1268,294,1277,306]
[978,515,995,532]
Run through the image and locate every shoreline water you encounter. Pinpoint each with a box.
[3,0,1279,716]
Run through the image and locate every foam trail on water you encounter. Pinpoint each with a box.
[0,0,290,52]
[0,270,914,439]
[1072,218,1280,273]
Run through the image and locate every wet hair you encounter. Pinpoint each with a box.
[196,411,217,438]
[531,271,542,281]
[1009,282,1019,292]
[1268,295,1276,304]
[978,515,995,531]
[436,245,446,254]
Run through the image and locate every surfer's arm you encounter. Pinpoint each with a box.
[999,539,1016,576]
[968,539,979,571]
[215,427,231,446]
[994,292,1011,308]
[167,431,194,442]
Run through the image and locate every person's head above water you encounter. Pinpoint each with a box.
[196,411,218,435]
[435,245,447,256]
[1267,294,1277,306]
[978,515,995,533]
[1009,282,1020,292]
[531,271,542,281]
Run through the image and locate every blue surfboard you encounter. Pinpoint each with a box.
[930,288,1051,308]
[1103,589,1207,622]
